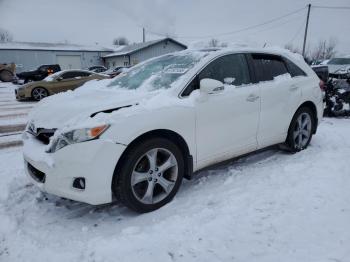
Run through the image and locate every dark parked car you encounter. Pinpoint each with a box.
[88,65,107,73]
[15,64,61,84]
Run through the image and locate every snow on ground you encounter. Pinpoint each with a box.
[0,117,350,262]
[0,82,34,147]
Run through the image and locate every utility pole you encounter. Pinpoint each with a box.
[143,28,146,43]
[302,4,311,57]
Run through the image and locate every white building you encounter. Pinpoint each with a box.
[0,38,187,73]
[0,42,117,73]
[103,38,187,68]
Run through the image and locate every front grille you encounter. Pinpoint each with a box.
[27,163,46,183]
[28,127,56,145]
[36,129,55,145]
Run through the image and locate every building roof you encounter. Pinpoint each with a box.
[0,41,122,52]
[102,38,187,58]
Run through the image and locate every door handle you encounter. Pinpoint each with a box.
[246,94,259,102]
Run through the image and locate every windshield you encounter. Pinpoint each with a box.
[43,71,62,81]
[328,58,350,65]
[108,51,208,91]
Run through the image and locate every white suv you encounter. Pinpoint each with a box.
[23,48,323,212]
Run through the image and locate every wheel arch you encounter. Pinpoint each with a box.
[113,129,193,182]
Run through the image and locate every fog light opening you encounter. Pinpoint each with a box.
[73,177,86,190]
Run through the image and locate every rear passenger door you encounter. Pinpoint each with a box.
[250,54,302,148]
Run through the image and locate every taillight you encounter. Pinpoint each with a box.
[319,80,326,91]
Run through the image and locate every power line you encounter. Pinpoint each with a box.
[146,6,306,40]
[286,17,306,45]
[219,13,305,42]
[313,5,350,10]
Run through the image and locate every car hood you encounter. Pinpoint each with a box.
[28,86,155,129]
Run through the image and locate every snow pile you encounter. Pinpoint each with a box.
[1,118,350,261]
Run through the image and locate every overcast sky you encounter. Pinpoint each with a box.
[0,0,349,55]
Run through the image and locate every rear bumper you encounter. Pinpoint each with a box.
[23,134,126,205]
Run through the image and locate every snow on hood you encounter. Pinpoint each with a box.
[28,79,153,129]
[28,78,197,132]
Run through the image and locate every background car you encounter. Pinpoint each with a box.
[325,57,350,79]
[88,65,107,73]
[0,63,16,82]
[15,64,61,84]
[104,66,130,78]
[15,70,108,101]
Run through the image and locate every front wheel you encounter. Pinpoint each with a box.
[31,87,48,101]
[113,138,184,213]
[286,107,315,152]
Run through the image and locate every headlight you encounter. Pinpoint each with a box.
[46,124,109,153]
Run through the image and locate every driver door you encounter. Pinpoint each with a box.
[193,54,261,169]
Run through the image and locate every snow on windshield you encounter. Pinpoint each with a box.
[108,51,208,91]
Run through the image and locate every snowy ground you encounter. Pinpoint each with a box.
[0,82,350,262]
[0,82,35,149]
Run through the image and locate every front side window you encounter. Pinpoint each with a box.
[199,54,251,86]
[182,54,251,96]
[252,54,288,82]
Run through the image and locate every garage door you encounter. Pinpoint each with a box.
[56,55,82,70]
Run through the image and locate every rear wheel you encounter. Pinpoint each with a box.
[31,87,48,101]
[113,138,184,213]
[286,107,315,152]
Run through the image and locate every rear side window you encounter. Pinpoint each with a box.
[251,54,288,82]
[284,58,307,77]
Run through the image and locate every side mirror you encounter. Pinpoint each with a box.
[200,78,224,94]
[56,76,63,81]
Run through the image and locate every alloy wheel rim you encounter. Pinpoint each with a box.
[293,112,312,149]
[33,88,47,100]
[131,148,178,205]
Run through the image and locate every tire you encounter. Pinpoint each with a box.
[286,107,315,152]
[0,70,13,82]
[31,87,49,101]
[112,138,184,213]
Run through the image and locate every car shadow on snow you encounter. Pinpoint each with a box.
[26,146,288,222]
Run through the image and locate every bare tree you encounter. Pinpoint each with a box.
[311,38,337,61]
[0,28,13,42]
[113,36,129,46]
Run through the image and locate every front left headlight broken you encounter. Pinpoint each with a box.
[46,124,109,153]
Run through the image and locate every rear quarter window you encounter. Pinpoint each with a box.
[284,58,307,77]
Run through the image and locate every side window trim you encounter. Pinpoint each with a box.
[245,54,258,84]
